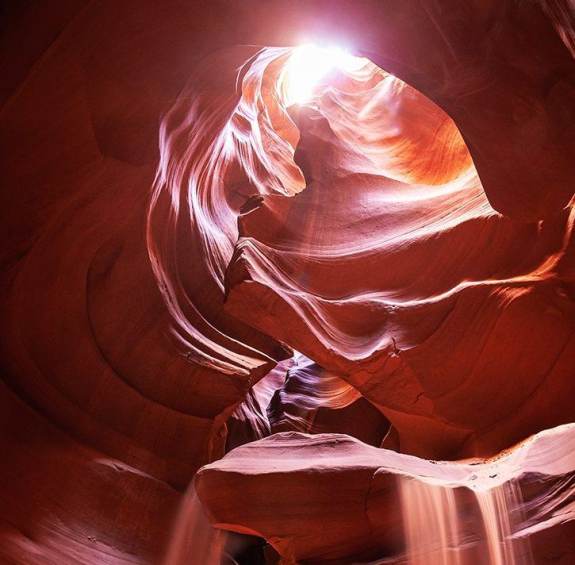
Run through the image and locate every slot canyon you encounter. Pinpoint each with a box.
[2,1,575,563]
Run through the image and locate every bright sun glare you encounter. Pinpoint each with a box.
[283,44,366,106]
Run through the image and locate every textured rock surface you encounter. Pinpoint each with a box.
[226,71,575,460]
[196,426,575,563]
[1,1,575,563]
[267,354,390,447]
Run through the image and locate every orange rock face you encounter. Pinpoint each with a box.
[226,57,575,461]
[1,1,574,564]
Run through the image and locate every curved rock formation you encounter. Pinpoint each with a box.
[1,1,575,564]
[196,426,575,563]
[267,354,390,447]
[226,55,575,460]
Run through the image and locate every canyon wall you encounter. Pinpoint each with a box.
[1,1,574,563]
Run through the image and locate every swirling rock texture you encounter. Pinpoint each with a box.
[1,1,575,564]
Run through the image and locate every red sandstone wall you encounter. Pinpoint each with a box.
[1,1,574,563]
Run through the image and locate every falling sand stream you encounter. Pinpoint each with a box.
[165,424,575,563]
[163,484,226,565]
[165,476,534,564]
[400,477,533,565]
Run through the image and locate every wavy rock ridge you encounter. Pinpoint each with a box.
[1,1,575,564]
